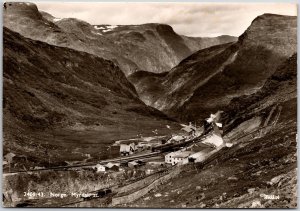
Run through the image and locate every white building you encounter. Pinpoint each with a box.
[120,143,136,156]
[165,150,194,165]
[94,164,106,172]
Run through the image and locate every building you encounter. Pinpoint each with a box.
[203,111,224,135]
[105,162,120,171]
[94,164,106,172]
[120,143,136,156]
[165,150,194,166]
[172,151,194,165]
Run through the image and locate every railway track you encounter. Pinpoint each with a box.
[11,124,281,207]
[4,123,277,176]
[3,152,161,175]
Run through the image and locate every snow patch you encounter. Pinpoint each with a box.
[53,18,62,22]
[103,25,118,32]
[107,25,118,29]
[94,26,105,30]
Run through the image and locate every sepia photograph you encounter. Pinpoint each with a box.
[2,1,298,208]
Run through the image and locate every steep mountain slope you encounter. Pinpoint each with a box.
[182,35,238,52]
[128,71,168,106]
[3,2,237,76]
[3,28,180,170]
[136,13,296,122]
[124,54,297,209]
[222,53,297,133]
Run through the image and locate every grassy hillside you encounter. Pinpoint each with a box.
[3,28,180,171]
[123,54,297,209]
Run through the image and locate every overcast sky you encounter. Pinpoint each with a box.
[34,2,297,37]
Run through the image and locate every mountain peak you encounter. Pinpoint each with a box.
[255,12,296,19]
[238,13,297,51]
[4,2,42,19]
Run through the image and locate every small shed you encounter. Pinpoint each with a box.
[94,164,106,172]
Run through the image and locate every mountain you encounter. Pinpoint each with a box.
[3,2,237,76]
[132,13,296,122]
[182,35,238,52]
[122,54,297,209]
[223,53,297,133]
[3,27,180,169]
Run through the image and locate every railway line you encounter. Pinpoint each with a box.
[11,123,279,208]
[4,132,209,175]
[4,123,276,176]
[3,152,161,175]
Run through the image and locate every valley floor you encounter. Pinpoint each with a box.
[3,118,297,208]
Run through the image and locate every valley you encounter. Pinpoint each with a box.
[2,2,297,209]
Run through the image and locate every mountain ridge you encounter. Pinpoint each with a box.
[3,2,237,76]
[3,27,180,168]
[130,13,296,123]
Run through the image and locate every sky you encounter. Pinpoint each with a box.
[34,2,297,37]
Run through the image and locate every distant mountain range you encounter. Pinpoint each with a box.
[3,27,179,167]
[129,13,297,123]
[3,2,237,76]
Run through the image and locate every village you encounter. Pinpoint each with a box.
[3,111,235,207]
[88,111,232,175]
[3,111,233,177]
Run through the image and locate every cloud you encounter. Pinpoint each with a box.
[34,2,297,37]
